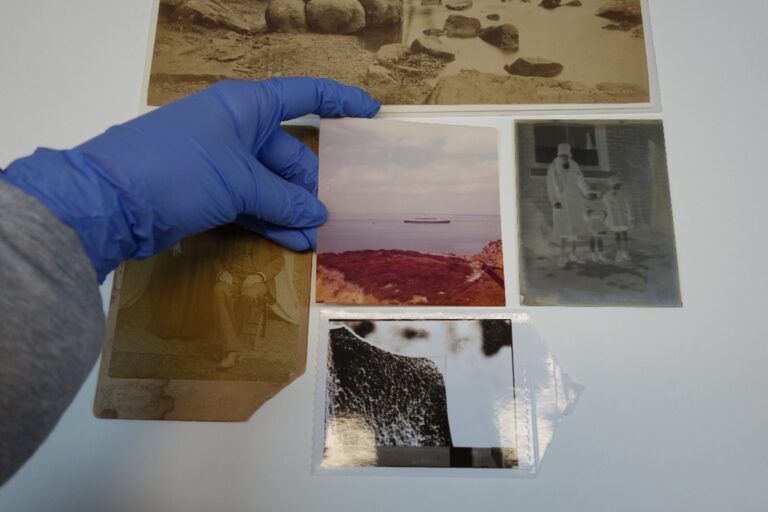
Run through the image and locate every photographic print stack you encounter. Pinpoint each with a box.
[94,0,675,478]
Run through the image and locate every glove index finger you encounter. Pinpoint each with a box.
[271,78,381,121]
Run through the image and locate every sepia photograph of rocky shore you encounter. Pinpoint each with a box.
[147,0,652,107]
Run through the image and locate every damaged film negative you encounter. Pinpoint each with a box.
[515,120,681,306]
[313,311,580,476]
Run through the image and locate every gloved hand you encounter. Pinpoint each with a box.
[0,78,380,282]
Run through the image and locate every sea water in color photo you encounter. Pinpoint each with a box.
[319,213,502,256]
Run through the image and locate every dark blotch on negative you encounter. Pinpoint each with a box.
[481,320,512,356]
[351,320,376,338]
[401,327,429,340]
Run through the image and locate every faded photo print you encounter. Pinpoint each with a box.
[316,118,504,307]
[94,127,317,421]
[322,319,517,469]
[147,0,652,107]
[516,120,681,307]
[106,225,311,381]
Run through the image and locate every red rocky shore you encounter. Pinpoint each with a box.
[316,240,505,306]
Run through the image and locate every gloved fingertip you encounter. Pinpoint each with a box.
[297,196,328,228]
[273,228,314,252]
[271,77,381,121]
[342,85,381,119]
[236,215,312,251]
[301,227,318,252]
[315,200,329,224]
[363,98,381,118]
[348,88,381,118]
[313,78,381,119]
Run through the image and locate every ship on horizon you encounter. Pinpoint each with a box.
[404,216,451,224]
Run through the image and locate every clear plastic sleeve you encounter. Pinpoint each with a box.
[312,309,581,477]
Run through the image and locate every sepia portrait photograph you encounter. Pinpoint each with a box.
[315,118,504,307]
[94,126,318,421]
[516,120,681,307]
[93,225,313,421]
[146,0,653,108]
[320,319,517,469]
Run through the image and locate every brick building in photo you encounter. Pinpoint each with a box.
[517,121,674,242]
[515,120,681,307]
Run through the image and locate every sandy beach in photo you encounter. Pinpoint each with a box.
[147,0,652,107]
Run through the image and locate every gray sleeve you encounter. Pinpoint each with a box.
[0,179,105,486]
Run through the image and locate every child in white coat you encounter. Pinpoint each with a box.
[584,208,610,263]
[603,177,634,262]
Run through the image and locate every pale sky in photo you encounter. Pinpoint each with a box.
[318,119,500,216]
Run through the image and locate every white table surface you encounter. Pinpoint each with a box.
[1,1,767,511]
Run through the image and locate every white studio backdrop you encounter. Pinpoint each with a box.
[1,1,767,511]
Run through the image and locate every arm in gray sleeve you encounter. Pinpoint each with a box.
[0,179,105,486]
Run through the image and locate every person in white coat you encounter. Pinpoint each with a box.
[547,143,596,267]
[603,176,635,262]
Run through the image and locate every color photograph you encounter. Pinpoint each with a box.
[146,0,653,108]
[516,120,681,306]
[321,319,517,469]
[316,118,504,306]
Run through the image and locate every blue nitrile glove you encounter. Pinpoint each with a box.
[0,78,380,282]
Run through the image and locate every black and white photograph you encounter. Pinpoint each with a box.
[146,0,654,108]
[320,319,517,469]
[516,120,681,306]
